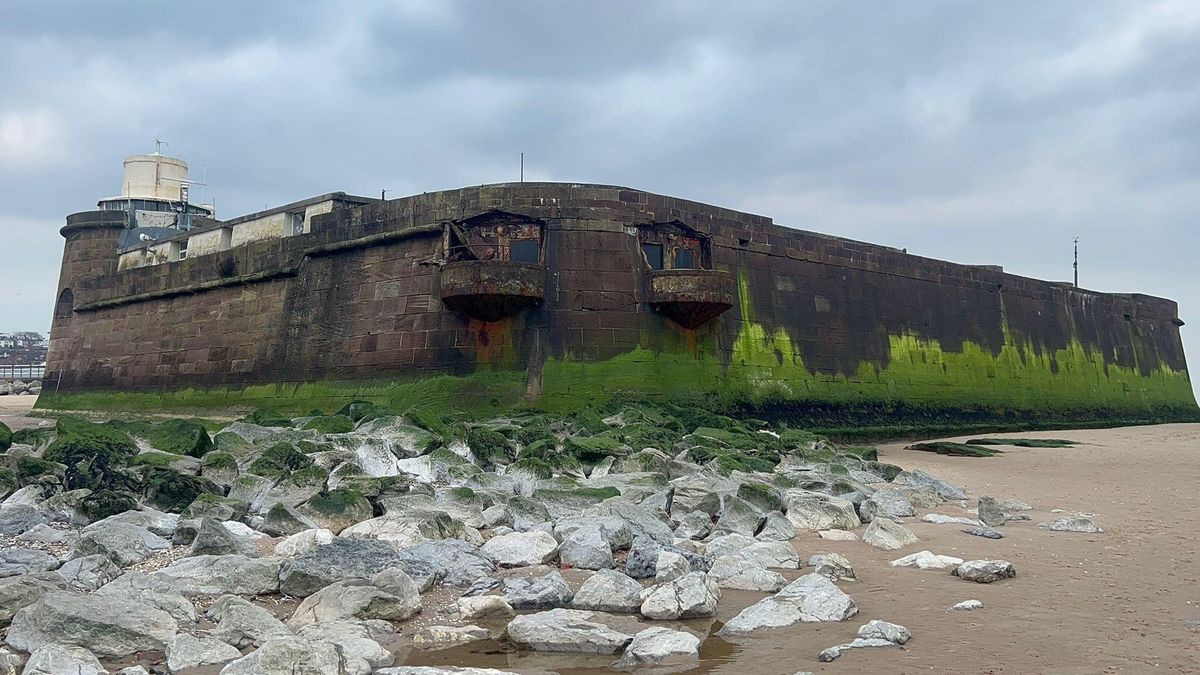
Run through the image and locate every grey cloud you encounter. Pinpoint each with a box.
[0,0,1196,399]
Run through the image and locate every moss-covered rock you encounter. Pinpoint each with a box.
[336,400,396,424]
[241,409,293,428]
[0,420,10,452]
[302,415,355,435]
[571,408,609,435]
[509,457,553,479]
[141,467,221,512]
[467,428,513,466]
[109,419,215,458]
[298,489,373,534]
[737,481,783,512]
[128,450,196,471]
[563,434,629,464]
[403,406,453,438]
[43,416,139,492]
[248,443,315,478]
[15,455,66,484]
[183,493,249,521]
[0,467,16,500]
[11,427,54,449]
[612,449,672,475]
[530,486,620,514]
[79,489,139,521]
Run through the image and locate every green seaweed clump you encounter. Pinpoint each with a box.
[141,466,221,512]
[336,400,396,424]
[79,489,139,521]
[302,415,355,435]
[241,409,293,428]
[44,416,139,492]
[907,441,1001,457]
[467,428,513,465]
[966,438,1077,448]
[11,427,54,449]
[15,455,66,483]
[0,420,10,452]
[248,443,315,478]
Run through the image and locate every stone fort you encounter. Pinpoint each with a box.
[42,153,1198,431]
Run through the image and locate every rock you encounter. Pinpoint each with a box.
[395,539,493,588]
[818,637,898,662]
[1041,515,1103,533]
[457,595,514,621]
[101,509,180,538]
[72,521,171,567]
[260,502,319,536]
[0,573,67,623]
[817,529,858,541]
[977,495,1006,527]
[892,468,967,501]
[295,619,393,673]
[559,529,613,570]
[615,626,700,668]
[297,490,375,534]
[858,619,911,644]
[711,496,765,537]
[890,550,964,570]
[673,510,712,540]
[278,537,424,597]
[719,573,857,635]
[952,599,984,610]
[506,496,551,531]
[340,515,429,550]
[952,560,1016,583]
[505,608,633,654]
[480,530,558,567]
[0,548,57,577]
[862,518,919,551]
[375,669,517,675]
[117,668,151,675]
[921,513,979,526]
[275,528,335,557]
[166,633,243,672]
[0,648,19,675]
[784,490,860,531]
[96,572,198,623]
[582,499,674,544]
[809,552,856,581]
[154,555,282,595]
[217,636,344,675]
[963,526,1004,539]
[208,595,291,648]
[654,550,690,582]
[859,488,915,522]
[706,554,787,592]
[374,662,520,667]
[288,575,421,628]
[6,590,178,657]
[499,570,574,610]
[0,504,47,535]
[413,625,490,649]
[741,540,801,569]
[1001,498,1032,511]
[571,569,644,614]
[190,517,260,557]
[755,511,796,541]
[639,571,720,619]
[17,523,74,546]
[20,644,106,675]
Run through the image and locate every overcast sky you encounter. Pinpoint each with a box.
[1,1,1196,393]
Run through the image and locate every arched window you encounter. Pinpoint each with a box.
[55,288,74,320]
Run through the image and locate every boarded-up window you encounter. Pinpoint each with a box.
[638,222,708,270]
[510,239,540,264]
[447,211,544,264]
[55,288,73,319]
[642,243,664,270]
[674,248,695,269]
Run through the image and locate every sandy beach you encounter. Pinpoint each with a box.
[402,424,1200,674]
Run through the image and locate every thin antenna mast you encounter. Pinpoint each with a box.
[1073,237,1079,287]
[520,153,524,183]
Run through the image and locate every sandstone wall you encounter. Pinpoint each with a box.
[42,184,1198,428]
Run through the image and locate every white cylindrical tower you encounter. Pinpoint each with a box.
[120,154,189,201]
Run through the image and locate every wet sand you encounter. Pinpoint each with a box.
[401,424,1200,674]
[0,396,39,431]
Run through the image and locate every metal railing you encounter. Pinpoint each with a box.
[0,364,44,381]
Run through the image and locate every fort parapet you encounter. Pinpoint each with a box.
[42,182,1198,432]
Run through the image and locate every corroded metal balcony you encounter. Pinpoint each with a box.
[440,260,545,321]
[647,269,735,329]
